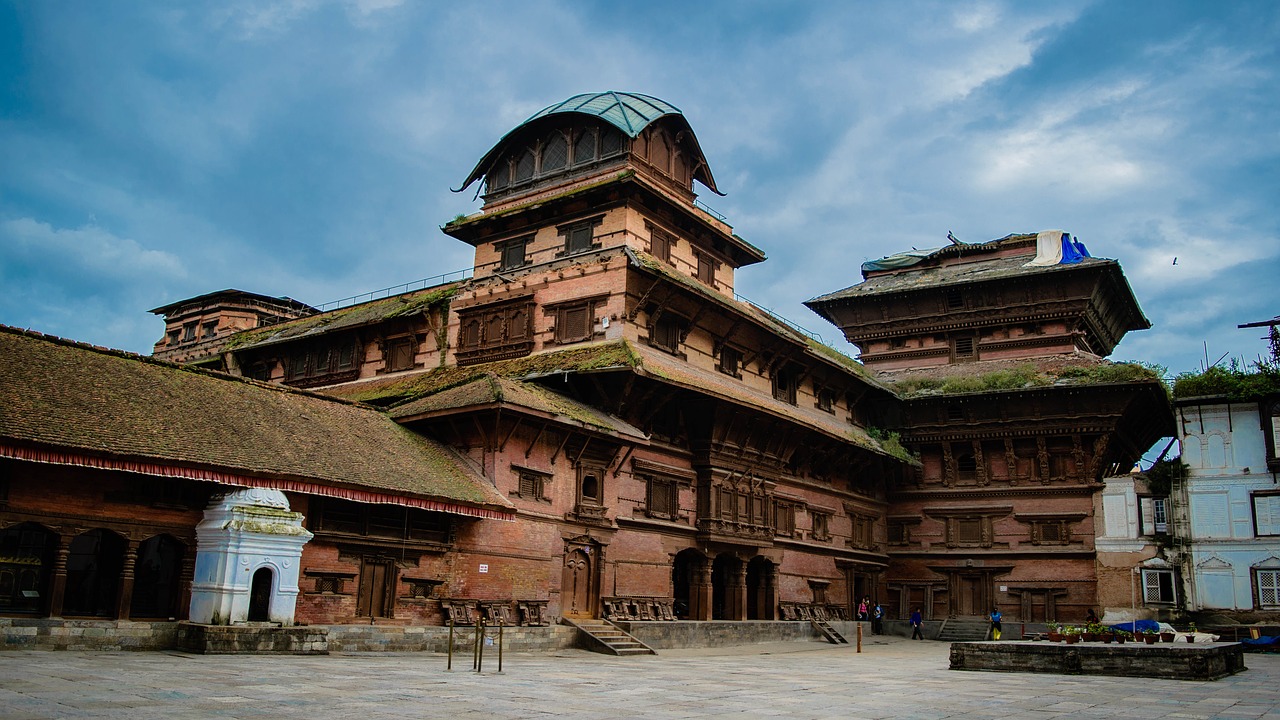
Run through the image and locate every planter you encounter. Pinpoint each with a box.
[1145,635,1158,644]
[1186,635,1196,643]
[1065,635,1080,644]
[1100,633,1114,643]
[1082,633,1097,642]
[1160,632,1175,642]
[1047,632,1063,642]
[1115,636,1126,644]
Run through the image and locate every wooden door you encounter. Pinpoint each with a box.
[957,576,982,616]
[357,558,393,618]
[562,549,592,618]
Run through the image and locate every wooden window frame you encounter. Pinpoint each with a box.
[1139,496,1170,536]
[511,468,550,503]
[548,297,605,345]
[649,313,686,356]
[717,344,743,379]
[695,251,715,286]
[810,511,831,542]
[455,297,536,366]
[772,366,798,405]
[648,225,674,263]
[644,476,679,520]
[497,236,531,271]
[774,500,797,538]
[1142,568,1176,605]
[1252,492,1280,537]
[384,336,415,373]
[557,216,603,258]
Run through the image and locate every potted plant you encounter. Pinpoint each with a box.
[1144,631,1158,644]
[1160,629,1175,642]
[1114,629,1130,644]
[1064,626,1081,644]
[1046,622,1062,642]
[1186,623,1198,643]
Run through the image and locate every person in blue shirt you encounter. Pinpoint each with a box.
[910,607,923,640]
[989,607,1003,640]
[872,602,883,635]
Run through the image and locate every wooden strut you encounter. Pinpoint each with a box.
[571,435,593,467]
[610,444,634,478]
[549,429,572,466]
[498,415,523,453]
[525,422,549,459]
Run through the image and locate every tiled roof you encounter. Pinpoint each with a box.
[227,284,460,351]
[0,326,511,516]
[874,355,1165,398]
[320,341,641,407]
[808,255,1117,302]
[390,374,648,440]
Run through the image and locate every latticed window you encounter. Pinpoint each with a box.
[953,336,975,358]
[573,128,597,165]
[514,148,535,182]
[515,471,547,501]
[600,126,623,156]
[315,576,343,594]
[718,345,742,378]
[488,159,510,191]
[774,501,796,537]
[1257,569,1280,608]
[651,314,684,354]
[646,477,678,519]
[498,237,529,271]
[456,299,536,365]
[1142,569,1176,604]
[555,302,596,344]
[541,132,567,172]
[956,518,982,545]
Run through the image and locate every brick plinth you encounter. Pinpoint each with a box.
[948,641,1246,680]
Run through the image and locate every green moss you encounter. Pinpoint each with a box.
[865,426,918,463]
[1172,362,1280,400]
[893,362,1163,398]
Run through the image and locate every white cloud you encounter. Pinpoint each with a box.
[2,218,187,282]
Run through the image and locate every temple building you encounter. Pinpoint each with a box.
[0,92,1176,647]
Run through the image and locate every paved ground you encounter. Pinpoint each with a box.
[2,636,1278,719]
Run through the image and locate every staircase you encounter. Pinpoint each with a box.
[936,618,992,642]
[810,619,849,644]
[562,618,656,656]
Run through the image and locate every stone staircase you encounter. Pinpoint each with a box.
[936,618,992,642]
[562,618,656,656]
[810,619,849,644]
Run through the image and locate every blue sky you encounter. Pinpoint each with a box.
[2,1,1277,381]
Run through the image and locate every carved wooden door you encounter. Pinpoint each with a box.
[957,576,982,616]
[562,549,592,618]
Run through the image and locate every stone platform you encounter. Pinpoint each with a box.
[175,621,329,655]
[949,640,1247,680]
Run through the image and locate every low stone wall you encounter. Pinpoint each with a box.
[0,618,178,651]
[614,620,865,649]
[949,641,1247,680]
[176,622,329,655]
[322,624,578,653]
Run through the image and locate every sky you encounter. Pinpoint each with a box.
[2,1,1278,384]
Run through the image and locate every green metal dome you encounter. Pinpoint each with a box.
[457,91,719,194]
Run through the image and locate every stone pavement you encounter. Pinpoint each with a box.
[2,635,1278,719]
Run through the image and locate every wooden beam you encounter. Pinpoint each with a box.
[525,421,549,459]
[498,415,523,453]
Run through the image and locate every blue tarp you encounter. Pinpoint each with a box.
[1108,620,1161,634]
[1060,235,1091,264]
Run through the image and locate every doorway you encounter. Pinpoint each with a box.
[561,548,593,618]
[248,567,272,622]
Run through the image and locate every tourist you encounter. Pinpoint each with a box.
[910,607,923,640]
[989,607,1003,641]
[1085,608,1099,624]
[872,602,883,635]
[857,597,869,621]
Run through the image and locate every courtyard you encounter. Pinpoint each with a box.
[2,635,1278,719]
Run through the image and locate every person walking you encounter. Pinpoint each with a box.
[910,607,923,640]
[857,597,869,622]
[872,602,883,635]
[988,607,1003,641]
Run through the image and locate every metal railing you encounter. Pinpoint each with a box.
[694,198,730,224]
[312,268,473,313]
[734,293,824,344]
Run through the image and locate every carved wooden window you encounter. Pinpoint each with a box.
[774,500,796,537]
[600,126,623,156]
[181,323,197,342]
[488,158,510,191]
[946,288,964,310]
[1142,569,1176,604]
[578,465,604,506]
[553,299,601,345]
[695,252,715,285]
[645,476,678,519]
[385,337,415,372]
[202,321,218,339]
[816,388,836,414]
[285,337,361,386]
[649,226,673,263]
[650,313,685,354]
[810,512,831,542]
[1030,520,1070,545]
[498,236,530,271]
[455,298,535,366]
[956,449,978,482]
[541,132,567,172]
[718,345,742,378]
[772,367,798,405]
[956,518,982,544]
[953,336,975,359]
[887,520,909,545]
[512,469,549,502]
[1139,496,1169,535]
[557,216,602,257]
[849,514,875,550]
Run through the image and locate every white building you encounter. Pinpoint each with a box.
[1176,395,1280,613]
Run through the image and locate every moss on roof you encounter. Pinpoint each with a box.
[0,326,509,513]
[1172,364,1280,401]
[321,340,641,407]
[226,284,460,351]
[445,170,636,229]
[885,359,1163,398]
[390,373,645,438]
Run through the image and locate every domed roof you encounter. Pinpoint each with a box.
[522,92,683,138]
[457,91,719,194]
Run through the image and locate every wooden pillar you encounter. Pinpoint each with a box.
[177,549,196,621]
[763,563,778,620]
[47,534,74,619]
[115,539,140,620]
[690,556,712,621]
[728,561,747,621]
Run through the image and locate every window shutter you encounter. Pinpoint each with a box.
[562,305,590,341]
[1259,570,1280,607]
[1140,498,1155,535]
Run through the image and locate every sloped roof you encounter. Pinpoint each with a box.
[0,326,512,518]
[390,374,647,441]
[227,284,460,351]
[873,355,1165,398]
[459,91,719,194]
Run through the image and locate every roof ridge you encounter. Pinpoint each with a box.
[0,323,375,411]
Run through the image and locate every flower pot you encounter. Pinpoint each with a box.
[1145,635,1158,644]
[1047,632,1062,642]
[1186,635,1196,643]
[1115,636,1126,644]
[1065,635,1080,644]
[1160,632,1175,642]
[1082,633,1097,642]
[1101,634,1114,643]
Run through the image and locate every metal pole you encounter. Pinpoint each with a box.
[472,615,481,670]
[447,615,454,671]
[477,616,486,673]
[498,618,504,673]
[856,621,863,653]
